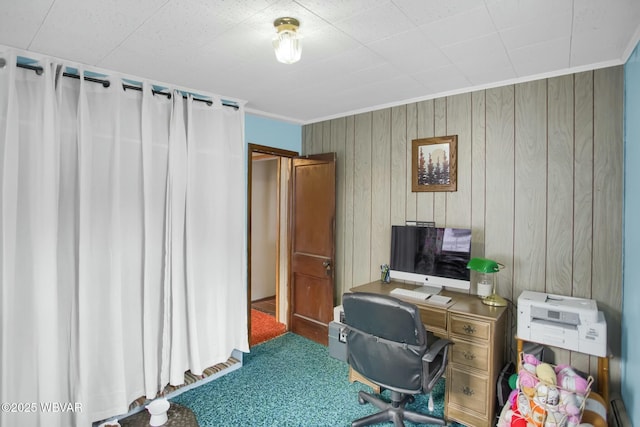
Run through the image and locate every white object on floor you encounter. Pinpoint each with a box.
[147,398,170,426]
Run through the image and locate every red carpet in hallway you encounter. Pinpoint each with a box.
[251,309,287,346]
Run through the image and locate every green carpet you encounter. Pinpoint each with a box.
[170,333,450,426]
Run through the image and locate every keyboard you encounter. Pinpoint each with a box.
[389,288,452,306]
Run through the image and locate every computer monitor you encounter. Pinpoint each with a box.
[389,225,472,292]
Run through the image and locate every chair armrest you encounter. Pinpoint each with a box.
[422,339,453,392]
[422,338,453,363]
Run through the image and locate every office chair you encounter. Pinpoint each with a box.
[342,292,452,427]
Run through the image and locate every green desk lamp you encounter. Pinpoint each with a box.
[467,257,508,307]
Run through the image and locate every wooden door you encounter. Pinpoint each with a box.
[289,153,336,345]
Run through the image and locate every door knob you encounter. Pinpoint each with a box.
[322,260,332,271]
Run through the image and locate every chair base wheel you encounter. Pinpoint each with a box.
[351,390,447,427]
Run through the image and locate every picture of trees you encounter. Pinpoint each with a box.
[417,143,450,185]
[411,135,457,192]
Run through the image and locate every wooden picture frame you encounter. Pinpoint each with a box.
[411,135,458,192]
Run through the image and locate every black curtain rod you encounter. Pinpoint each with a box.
[16,62,239,109]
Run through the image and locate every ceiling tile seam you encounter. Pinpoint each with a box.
[407,37,465,90]
[388,0,460,82]
[390,0,418,27]
[296,0,423,65]
[297,0,456,89]
[27,0,57,50]
[292,0,365,46]
[405,10,487,83]
[293,0,335,27]
[96,0,172,66]
[481,2,517,78]
[204,2,283,44]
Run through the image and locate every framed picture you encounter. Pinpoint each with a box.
[411,135,458,192]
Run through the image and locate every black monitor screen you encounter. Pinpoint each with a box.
[390,226,471,282]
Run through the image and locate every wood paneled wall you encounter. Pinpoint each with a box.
[302,66,624,392]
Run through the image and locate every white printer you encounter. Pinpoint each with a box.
[517,290,607,357]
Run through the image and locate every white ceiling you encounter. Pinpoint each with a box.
[1,0,639,124]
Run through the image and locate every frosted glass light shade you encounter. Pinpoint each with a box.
[273,31,301,64]
[273,17,301,64]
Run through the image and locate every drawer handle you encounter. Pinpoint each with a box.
[462,386,475,396]
[463,351,476,360]
[462,324,476,334]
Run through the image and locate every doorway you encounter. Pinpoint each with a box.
[247,144,298,345]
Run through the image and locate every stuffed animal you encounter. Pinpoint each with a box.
[555,365,589,394]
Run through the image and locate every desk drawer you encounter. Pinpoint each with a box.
[447,366,489,417]
[418,307,447,332]
[450,315,490,341]
[451,340,489,371]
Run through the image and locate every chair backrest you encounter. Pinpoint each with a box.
[342,292,428,394]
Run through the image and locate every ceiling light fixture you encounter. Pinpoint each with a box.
[273,17,301,64]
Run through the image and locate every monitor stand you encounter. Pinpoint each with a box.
[415,285,442,295]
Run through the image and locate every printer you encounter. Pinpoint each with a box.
[517,290,607,357]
